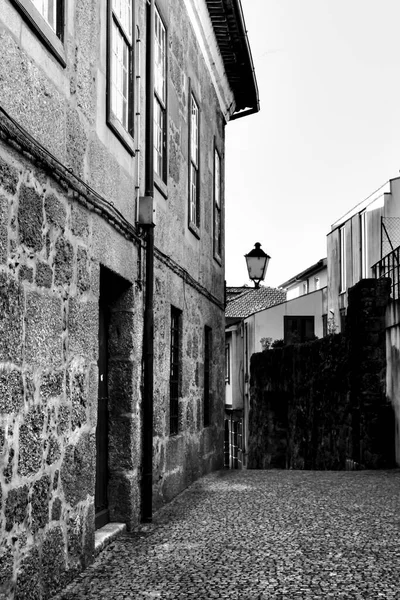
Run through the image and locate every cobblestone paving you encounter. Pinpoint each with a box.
[53,469,400,599]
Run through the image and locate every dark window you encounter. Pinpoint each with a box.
[225,344,230,383]
[213,148,222,261]
[204,326,212,427]
[284,316,315,344]
[12,0,66,65]
[107,0,135,153]
[170,306,181,435]
[188,90,200,235]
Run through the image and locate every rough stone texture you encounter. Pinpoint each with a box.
[19,265,33,282]
[36,261,53,288]
[60,432,95,506]
[5,484,29,531]
[25,292,63,368]
[0,193,8,264]
[0,368,24,414]
[18,406,45,477]
[248,279,394,470]
[68,298,98,360]
[0,271,24,363]
[51,497,62,521]
[66,108,87,178]
[45,193,67,230]
[71,205,90,239]
[14,547,41,600]
[0,155,19,195]
[54,237,74,286]
[30,474,50,533]
[40,371,64,402]
[17,184,43,251]
[76,246,90,293]
[52,470,400,600]
[41,526,66,598]
[0,543,14,598]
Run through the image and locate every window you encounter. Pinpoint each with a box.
[214,148,222,260]
[154,7,167,185]
[360,211,368,279]
[170,307,181,435]
[284,316,315,344]
[189,92,200,234]
[225,344,230,383]
[12,0,65,65]
[204,327,212,427]
[302,280,309,295]
[107,0,135,153]
[339,225,346,293]
[314,277,320,291]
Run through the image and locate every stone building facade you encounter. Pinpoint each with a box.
[0,0,258,597]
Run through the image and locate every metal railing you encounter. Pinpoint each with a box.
[372,245,400,300]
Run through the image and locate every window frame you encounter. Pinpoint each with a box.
[188,87,200,237]
[284,315,315,344]
[154,5,168,195]
[106,0,135,155]
[213,145,222,263]
[169,306,182,436]
[11,0,66,66]
[339,224,347,293]
[203,326,212,427]
[225,343,230,384]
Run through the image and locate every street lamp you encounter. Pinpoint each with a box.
[244,242,270,288]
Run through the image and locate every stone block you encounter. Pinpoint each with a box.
[77,246,90,292]
[57,403,71,435]
[0,271,24,363]
[45,193,66,230]
[18,406,44,477]
[68,298,98,360]
[18,185,43,251]
[108,359,134,415]
[30,474,50,533]
[0,543,14,598]
[45,434,61,465]
[82,503,95,567]
[25,292,63,368]
[5,484,29,531]
[108,310,134,358]
[60,432,95,506]
[0,368,24,414]
[108,471,139,531]
[19,265,33,282]
[109,415,138,471]
[36,261,53,288]
[67,364,88,430]
[71,204,90,241]
[0,155,19,195]
[0,194,8,264]
[51,497,62,521]
[40,371,64,402]
[41,526,66,598]
[14,546,41,600]
[54,237,73,286]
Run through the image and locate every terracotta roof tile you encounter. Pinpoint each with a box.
[225,286,286,318]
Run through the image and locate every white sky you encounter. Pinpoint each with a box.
[225,0,400,288]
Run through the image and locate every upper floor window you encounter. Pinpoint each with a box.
[214,148,222,261]
[314,277,320,290]
[284,316,315,344]
[107,0,135,153]
[189,93,200,234]
[225,344,230,383]
[154,7,167,185]
[12,0,65,65]
[360,210,368,279]
[339,225,346,292]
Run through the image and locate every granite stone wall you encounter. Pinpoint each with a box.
[248,279,395,470]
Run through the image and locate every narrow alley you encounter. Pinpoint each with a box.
[53,469,400,600]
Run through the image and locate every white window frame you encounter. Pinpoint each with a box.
[188,92,200,235]
[107,0,135,154]
[154,7,167,185]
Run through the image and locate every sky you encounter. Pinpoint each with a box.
[225,0,400,288]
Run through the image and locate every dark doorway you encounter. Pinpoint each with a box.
[95,286,110,529]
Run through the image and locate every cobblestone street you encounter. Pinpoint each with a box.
[54,469,400,600]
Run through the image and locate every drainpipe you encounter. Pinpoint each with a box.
[141,0,155,523]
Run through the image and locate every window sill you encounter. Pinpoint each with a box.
[12,0,66,67]
[188,221,200,239]
[154,173,167,199]
[107,114,135,156]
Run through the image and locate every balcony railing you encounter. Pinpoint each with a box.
[372,246,400,300]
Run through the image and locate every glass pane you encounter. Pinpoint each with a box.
[190,96,199,166]
[111,20,130,130]
[154,9,166,103]
[112,0,132,41]
[31,0,57,31]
